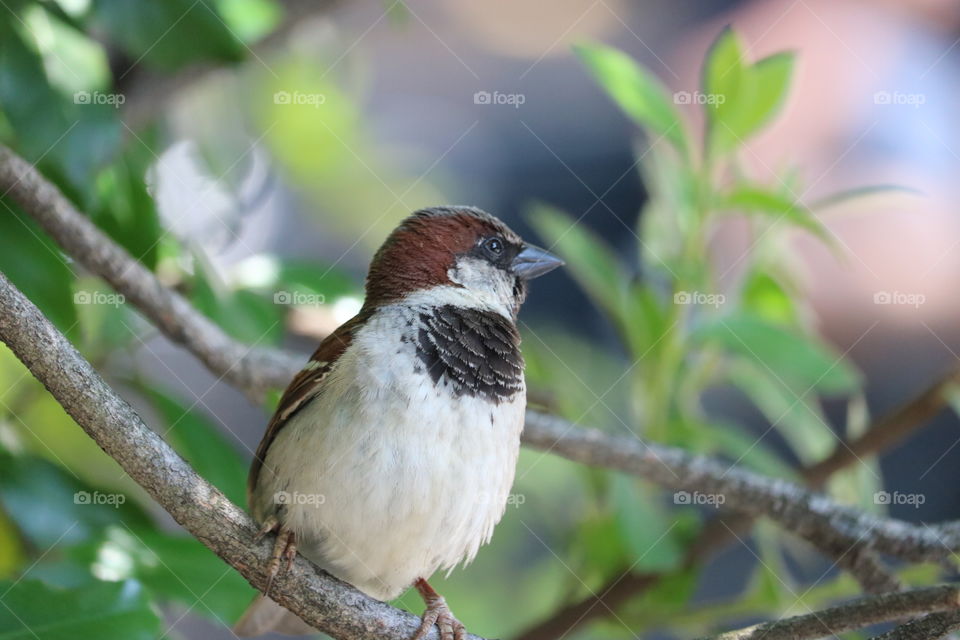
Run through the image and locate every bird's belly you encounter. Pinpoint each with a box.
[257,371,525,601]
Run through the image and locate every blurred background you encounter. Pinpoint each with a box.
[1,0,960,638]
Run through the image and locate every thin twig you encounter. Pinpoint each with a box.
[870,610,960,640]
[698,585,960,640]
[804,370,960,489]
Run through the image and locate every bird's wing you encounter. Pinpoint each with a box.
[247,311,367,501]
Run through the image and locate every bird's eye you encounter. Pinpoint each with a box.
[484,237,504,256]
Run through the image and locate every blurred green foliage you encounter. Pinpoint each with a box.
[519,28,898,637]
[0,3,916,638]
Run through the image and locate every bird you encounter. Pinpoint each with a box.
[234,206,563,639]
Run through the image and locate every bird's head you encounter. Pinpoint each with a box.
[364,206,563,317]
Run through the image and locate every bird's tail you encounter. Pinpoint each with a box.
[234,594,317,636]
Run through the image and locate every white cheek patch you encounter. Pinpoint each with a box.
[447,256,515,313]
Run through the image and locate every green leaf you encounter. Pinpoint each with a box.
[574,42,687,152]
[702,26,746,147]
[741,270,796,326]
[611,475,683,572]
[702,419,798,478]
[0,508,25,579]
[142,387,248,506]
[89,0,244,72]
[0,199,77,335]
[728,359,837,464]
[0,579,161,640]
[620,283,669,358]
[695,312,859,395]
[191,256,284,345]
[703,28,794,155]
[809,184,922,211]
[527,203,624,320]
[70,527,256,623]
[0,18,120,204]
[718,184,830,241]
[91,143,165,270]
[231,254,359,302]
[0,453,152,548]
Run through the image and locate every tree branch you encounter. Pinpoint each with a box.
[516,366,959,640]
[522,410,960,562]
[0,272,482,640]
[3,142,960,639]
[698,585,960,640]
[804,369,960,489]
[870,610,960,640]
[0,140,957,570]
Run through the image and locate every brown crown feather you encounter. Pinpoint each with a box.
[363,206,521,307]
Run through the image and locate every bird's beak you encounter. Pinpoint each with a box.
[512,244,564,280]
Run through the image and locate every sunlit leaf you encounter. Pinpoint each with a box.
[0,18,121,203]
[718,185,830,241]
[575,42,687,152]
[741,270,796,326]
[69,527,256,623]
[703,28,794,155]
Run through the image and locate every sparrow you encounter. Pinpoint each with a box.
[234,206,563,639]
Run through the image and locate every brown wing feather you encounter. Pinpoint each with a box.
[247,312,367,501]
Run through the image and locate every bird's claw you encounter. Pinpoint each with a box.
[263,526,297,597]
[412,580,466,640]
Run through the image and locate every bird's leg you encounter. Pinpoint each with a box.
[411,578,466,640]
[261,521,297,597]
[254,514,279,542]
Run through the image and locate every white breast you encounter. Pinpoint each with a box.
[253,305,525,601]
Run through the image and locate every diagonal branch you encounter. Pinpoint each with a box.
[870,610,960,640]
[0,272,482,640]
[516,366,960,640]
[1,141,958,568]
[698,584,960,640]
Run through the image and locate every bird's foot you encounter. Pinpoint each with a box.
[411,578,466,640]
[262,524,297,597]
[254,514,279,542]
